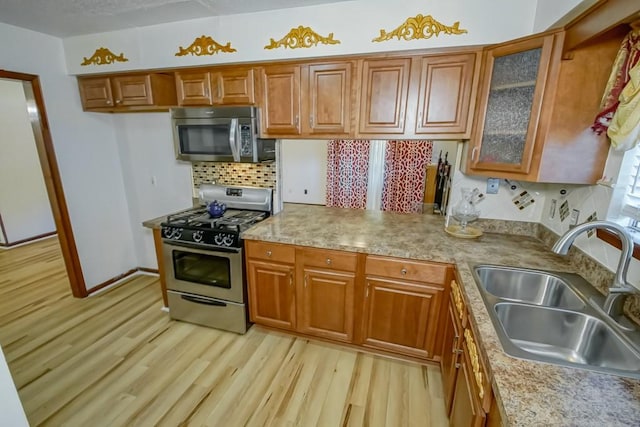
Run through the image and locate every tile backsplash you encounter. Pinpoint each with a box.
[192,162,277,193]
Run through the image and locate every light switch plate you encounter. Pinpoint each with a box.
[487,178,499,194]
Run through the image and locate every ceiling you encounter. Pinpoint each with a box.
[0,0,355,38]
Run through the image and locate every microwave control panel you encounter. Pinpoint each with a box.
[239,125,252,156]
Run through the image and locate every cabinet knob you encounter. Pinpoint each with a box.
[266,250,272,257]
[106,100,112,105]
[326,258,332,265]
[115,99,122,104]
[401,268,407,275]
[310,115,314,127]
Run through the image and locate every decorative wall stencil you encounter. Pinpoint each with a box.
[175,35,237,57]
[80,47,128,66]
[372,14,467,43]
[586,212,598,237]
[559,200,570,222]
[264,26,340,50]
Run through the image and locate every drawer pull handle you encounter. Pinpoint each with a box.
[266,250,272,257]
[326,258,332,265]
[401,268,407,275]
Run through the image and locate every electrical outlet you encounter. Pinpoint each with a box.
[569,209,580,228]
[486,178,499,194]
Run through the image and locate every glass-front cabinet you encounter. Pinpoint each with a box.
[466,33,556,176]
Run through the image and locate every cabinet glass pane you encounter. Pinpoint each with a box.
[479,48,541,164]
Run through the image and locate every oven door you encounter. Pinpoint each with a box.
[163,241,244,303]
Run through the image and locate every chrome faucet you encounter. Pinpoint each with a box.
[552,220,639,318]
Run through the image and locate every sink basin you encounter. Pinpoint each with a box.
[494,303,640,372]
[474,266,585,309]
[471,264,640,378]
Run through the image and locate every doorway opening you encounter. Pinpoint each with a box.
[0,70,87,297]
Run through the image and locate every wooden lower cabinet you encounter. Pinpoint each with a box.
[246,242,297,331]
[450,350,486,427]
[297,247,357,342]
[360,277,443,359]
[245,241,452,360]
[441,302,463,413]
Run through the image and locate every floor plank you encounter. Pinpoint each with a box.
[0,237,449,426]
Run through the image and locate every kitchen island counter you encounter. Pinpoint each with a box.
[242,203,640,426]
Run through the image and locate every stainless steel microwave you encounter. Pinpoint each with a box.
[171,106,276,163]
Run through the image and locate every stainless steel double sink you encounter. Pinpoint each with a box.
[471,265,640,378]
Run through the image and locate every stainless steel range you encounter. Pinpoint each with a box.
[161,184,272,334]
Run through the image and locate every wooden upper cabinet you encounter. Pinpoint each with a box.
[175,71,213,105]
[212,68,256,105]
[301,62,353,136]
[358,58,411,135]
[260,65,301,136]
[78,77,114,109]
[464,29,614,183]
[78,73,176,111]
[176,68,255,106]
[415,52,479,137]
[467,34,556,176]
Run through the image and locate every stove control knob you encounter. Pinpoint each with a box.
[222,234,234,246]
[193,230,204,243]
[174,228,183,240]
[214,234,224,245]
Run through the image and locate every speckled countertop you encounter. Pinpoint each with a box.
[242,204,640,426]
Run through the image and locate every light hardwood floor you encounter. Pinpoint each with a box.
[0,237,448,426]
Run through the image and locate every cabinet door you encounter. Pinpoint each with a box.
[260,65,301,136]
[441,302,462,415]
[468,34,555,175]
[416,53,477,136]
[176,71,213,105]
[303,62,353,136]
[78,77,114,109]
[247,260,296,330]
[213,68,255,105]
[361,277,443,358]
[111,75,154,106]
[358,58,411,134]
[450,354,486,427]
[298,267,355,342]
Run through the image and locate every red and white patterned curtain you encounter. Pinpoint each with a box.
[326,140,370,209]
[381,140,433,213]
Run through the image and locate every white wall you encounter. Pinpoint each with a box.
[113,113,193,268]
[0,345,28,427]
[0,80,55,244]
[533,0,599,32]
[281,139,328,205]
[0,23,136,289]
[63,0,538,75]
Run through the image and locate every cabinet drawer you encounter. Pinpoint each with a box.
[365,255,448,284]
[246,241,295,263]
[299,247,358,272]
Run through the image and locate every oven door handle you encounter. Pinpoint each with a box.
[162,240,241,254]
[181,294,227,307]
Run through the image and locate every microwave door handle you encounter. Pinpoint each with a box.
[229,118,241,162]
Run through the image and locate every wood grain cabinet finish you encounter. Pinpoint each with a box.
[441,301,463,414]
[212,68,256,105]
[415,53,479,137]
[361,255,447,359]
[175,71,213,105]
[260,65,302,136]
[357,58,411,135]
[464,29,615,183]
[78,73,176,111]
[297,248,357,342]
[246,242,296,330]
[301,62,354,136]
[449,349,486,427]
